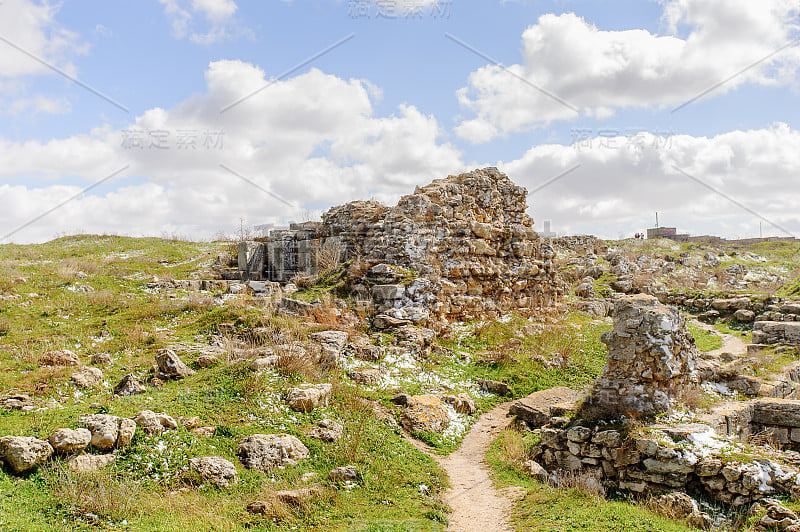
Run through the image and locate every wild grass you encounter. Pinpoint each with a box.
[687,324,723,353]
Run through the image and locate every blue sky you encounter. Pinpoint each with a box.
[1,0,800,241]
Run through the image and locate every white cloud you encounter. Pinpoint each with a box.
[0,0,85,78]
[7,94,71,116]
[158,0,243,44]
[0,61,465,242]
[500,123,800,239]
[456,0,800,142]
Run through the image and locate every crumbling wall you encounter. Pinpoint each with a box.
[583,294,699,418]
[321,167,561,323]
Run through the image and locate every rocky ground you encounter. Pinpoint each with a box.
[0,233,798,531]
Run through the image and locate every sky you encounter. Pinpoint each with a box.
[1,0,799,242]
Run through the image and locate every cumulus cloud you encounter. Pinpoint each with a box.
[0,0,85,78]
[0,61,464,242]
[456,0,800,142]
[500,123,800,239]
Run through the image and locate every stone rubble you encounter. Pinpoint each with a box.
[237,434,310,472]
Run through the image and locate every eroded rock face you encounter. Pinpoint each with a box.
[155,349,195,380]
[401,395,449,433]
[585,294,699,418]
[78,414,136,451]
[0,436,53,473]
[189,456,239,488]
[285,384,332,413]
[48,428,91,455]
[132,410,178,435]
[237,434,309,472]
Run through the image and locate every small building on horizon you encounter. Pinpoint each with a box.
[647,226,690,242]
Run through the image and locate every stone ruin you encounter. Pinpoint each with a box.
[238,167,561,324]
[512,294,800,522]
[583,294,700,419]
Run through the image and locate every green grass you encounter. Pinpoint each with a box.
[712,321,751,342]
[485,431,693,532]
[687,324,723,352]
[440,313,611,399]
[0,235,450,531]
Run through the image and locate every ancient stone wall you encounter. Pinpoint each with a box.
[321,167,561,323]
[533,420,800,507]
[583,294,699,418]
[753,321,800,346]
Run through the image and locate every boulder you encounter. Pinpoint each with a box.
[522,460,548,482]
[0,394,35,411]
[347,367,382,385]
[509,387,583,428]
[237,434,309,472]
[328,465,358,482]
[394,326,436,348]
[0,436,53,473]
[308,330,349,365]
[285,384,332,412]
[249,356,279,372]
[78,414,136,451]
[575,282,594,299]
[401,395,449,433]
[372,314,411,329]
[155,349,195,380]
[40,350,80,366]
[48,428,91,455]
[309,419,343,442]
[132,410,178,435]
[248,489,322,512]
[372,284,405,302]
[734,309,756,323]
[476,378,510,396]
[442,393,477,415]
[71,367,104,388]
[189,456,239,488]
[753,399,800,427]
[113,374,146,396]
[90,353,112,365]
[67,453,115,473]
[195,355,219,368]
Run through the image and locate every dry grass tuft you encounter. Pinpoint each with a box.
[548,469,605,500]
[498,430,526,467]
[273,344,316,379]
[42,464,142,522]
[316,238,345,273]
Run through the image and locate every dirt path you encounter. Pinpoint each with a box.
[423,402,525,532]
[691,319,748,357]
